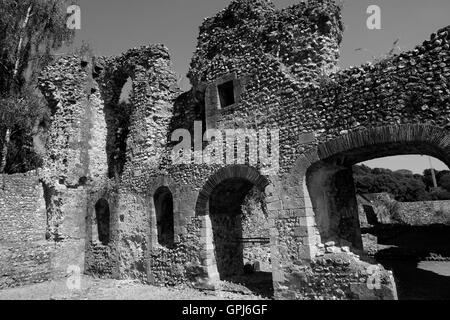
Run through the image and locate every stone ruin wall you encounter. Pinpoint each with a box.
[167,0,344,175]
[280,26,450,165]
[137,1,347,287]
[241,188,271,272]
[40,46,183,284]
[158,0,448,299]
[156,0,447,298]
[271,23,450,298]
[163,0,450,187]
[36,44,208,286]
[0,171,49,289]
[37,54,108,282]
[175,7,450,173]
[0,170,86,289]
[396,200,450,225]
[0,0,449,299]
[163,0,450,178]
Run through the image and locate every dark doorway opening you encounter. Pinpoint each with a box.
[154,187,175,248]
[95,199,110,245]
[209,178,273,298]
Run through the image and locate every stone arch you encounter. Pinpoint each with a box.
[147,176,176,249]
[295,124,450,252]
[316,124,450,165]
[194,165,272,291]
[94,198,111,245]
[269,124,450,299]
[147,176,175,196]
[195,165,270,216]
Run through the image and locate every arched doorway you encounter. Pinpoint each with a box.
[301,124,450,299]
[196,165,273,297]
[154,186,174,248]
[305,125,450,250]
[209,177,253,278]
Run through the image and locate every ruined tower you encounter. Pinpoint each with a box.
[183,0,344,139]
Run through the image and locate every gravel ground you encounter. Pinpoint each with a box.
[0,276,269,300]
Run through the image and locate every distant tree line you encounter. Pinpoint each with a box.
[353,164,450,202]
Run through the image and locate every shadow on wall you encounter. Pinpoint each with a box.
[371,224,450,258]
[209,178,252,278]
[377,258,450,300]
[207,177,274,298]
[103,79,132,180]
[369,224,450,300]
[306,162,362,250]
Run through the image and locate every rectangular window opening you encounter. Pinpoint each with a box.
[218,80,235,108]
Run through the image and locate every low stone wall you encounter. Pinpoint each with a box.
[0,172,46,243]
[85,243,117,277]
[395,200,450,225]
[0,172,87,289]
[358,194,450,226]
[277,242,397,300]
[0,172,50,289]
[148,217,204,287]
[4,0,447,300]
[0,242,54,289]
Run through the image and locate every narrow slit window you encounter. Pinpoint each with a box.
[95,199,110,245]
[154,187,174,248]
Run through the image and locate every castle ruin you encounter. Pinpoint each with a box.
[2,0,450,300]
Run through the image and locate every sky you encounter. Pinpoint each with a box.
[364,156,447,174]
[68,0,450,173]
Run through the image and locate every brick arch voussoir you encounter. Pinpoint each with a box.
[286,124,450,203]
[148,176,176,197]
[316,124,450,161]
[195,165,270,216]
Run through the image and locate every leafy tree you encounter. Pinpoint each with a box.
[438,172,450,192]
[353,165,437,202]
[429,187,450,201]
[0,92,47,172]
[400,177,430,202]
[372,167,393,175]
[353,174,374,194]
[395,169,413,176]
[436,170,450,181]
[0,0,75,93]
[0,0,75,173]
[352,164,372,175]
[423,168,439,190]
